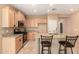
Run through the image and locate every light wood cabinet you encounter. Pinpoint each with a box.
[15,11,26,27]
[17,11,24,21]
[2,35,23,54]
[26,19,38,27]
[15,36,23,53]
[2,37,15,54]
[2,6,15,27]
[9,7,15,27]
[27,32,37,41]
[14,10,19,27]
[2,6,26,27]
[30,19,38,27]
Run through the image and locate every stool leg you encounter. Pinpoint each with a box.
[71,47,73,54]
[64,46,67,54]
[59,44,61,54]
[41,46,43,54]
[48,47,51,54]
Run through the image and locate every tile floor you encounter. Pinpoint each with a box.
[18,39,77,54]
[18,41,38,54]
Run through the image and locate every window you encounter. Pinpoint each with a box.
[48,20,58,34]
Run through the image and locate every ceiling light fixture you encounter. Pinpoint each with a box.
[70,8,74,12]
[32,4,36,6]
[34,10,37,12]
[49,4,54,7]
[48,10,50,12]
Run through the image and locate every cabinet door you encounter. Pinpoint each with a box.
[2,7,15,27]
[27,32,37,41]
[26,20,31,27]
[2,37,15,54]
[2,7,9,27]
[9,7,15,27]
[14,10,19,26]
[17,11,23,21]
[15,37,22,52]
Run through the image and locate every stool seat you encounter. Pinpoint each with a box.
[59,41,74,47]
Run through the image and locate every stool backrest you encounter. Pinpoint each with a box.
[41,35,53,43]
[66,35,78,46]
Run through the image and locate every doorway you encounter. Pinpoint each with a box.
[60,23,63,33]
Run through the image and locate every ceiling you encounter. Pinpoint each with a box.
[11,4,79,16]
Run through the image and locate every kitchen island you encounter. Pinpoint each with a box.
[35,33,66,54]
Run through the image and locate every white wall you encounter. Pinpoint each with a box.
[63,12,79,53]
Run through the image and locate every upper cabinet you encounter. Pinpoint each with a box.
[15,11,26,27]
[26,16,47,28]
[14,10,18,27]
[2,6,15,27]
[17,11,25,21]
[9,7,15,27]
[2,6,26,27]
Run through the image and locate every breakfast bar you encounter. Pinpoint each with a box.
[35,34,66,54]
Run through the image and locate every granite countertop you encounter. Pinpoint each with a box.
[35,33,66,39]
[2,34,23,38]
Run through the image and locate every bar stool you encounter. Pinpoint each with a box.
[41,35,53,54]
[58,35,78,54]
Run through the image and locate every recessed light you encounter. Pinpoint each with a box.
[34,10,37,12]
[49,4,54,6]
[70,8,74,12]
[32,4,36,6]
[48,10,50,12]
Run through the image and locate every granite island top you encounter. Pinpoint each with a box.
[35,33,66,39]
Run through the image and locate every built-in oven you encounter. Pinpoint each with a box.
[14,27,27,43]
[14,21,27,43]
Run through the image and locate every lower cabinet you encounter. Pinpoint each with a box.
[2,35,23,54]
[27,32,37,41]
[23,34,27,43]
[15,36,23,53]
